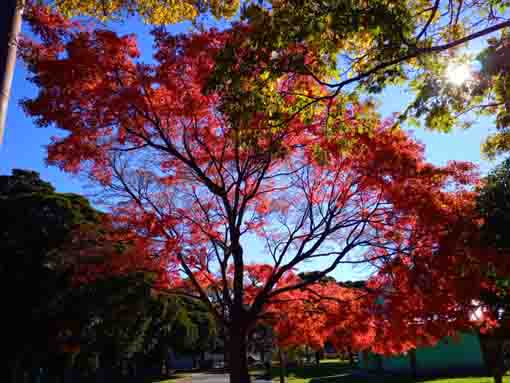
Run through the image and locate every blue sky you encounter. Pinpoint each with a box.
[0,16,501,281]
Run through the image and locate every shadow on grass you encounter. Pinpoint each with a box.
[308,374,413,383]
[255,361,502,383]
[248,361,354,381]
[308,372,504,383]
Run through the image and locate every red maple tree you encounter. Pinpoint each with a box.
[19,5,508,381]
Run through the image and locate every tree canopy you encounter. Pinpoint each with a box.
[0,169,102,381]
[473,159,510,383]
[19,5,510,381]
[206,0,510,157]
[16,1,510,381]
[24,2,510,158]
[36,0,238,23]
[1,169,216,382]
[476,158,510,326]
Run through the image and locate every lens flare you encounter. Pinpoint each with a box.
[445,63,472,86]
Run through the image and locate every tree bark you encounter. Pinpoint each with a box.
[479,333,507,383]
[10,354,22,383]
[361,350,369,369]
[224,333,230,370]
[0,0,25,145]
[63,353,77,383]
[409,348,417,379]
[278,348,286,383]
[264,358,272,380]
[376,354,383,372]
[228,325,250,383]
[347,347,355,367]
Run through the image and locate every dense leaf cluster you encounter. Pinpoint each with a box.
[2,170,217,381]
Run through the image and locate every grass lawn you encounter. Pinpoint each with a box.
[310,376,510,383]
[151,373,191,382]
[277,361,350,382]
[423,379,510,383]
[251,359,510,383]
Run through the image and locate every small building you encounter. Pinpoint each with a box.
[359,332,487,376]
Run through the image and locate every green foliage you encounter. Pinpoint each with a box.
[74,274,156,360]
[339,280,366,289]
[404,33,510,157]
[477,158,510,251]
[1,169,102,362]
[482,132,510,159]
[0,169,101,257]
[67,274,218,369]
[298,271,337,285]
[173,298,217,351]
[476,159,510,318]
[1,169,217,377]
[297,272,366,290]
[42,0,239,24]
[206,0,510,157]
[209,0,415,128]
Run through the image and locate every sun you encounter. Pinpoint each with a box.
[445,63,472,86]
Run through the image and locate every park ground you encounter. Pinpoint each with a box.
[156,359,510,383]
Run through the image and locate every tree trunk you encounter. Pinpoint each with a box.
[315,351,320,366]
[200,351,205,369]
[479,333,507,383]
[0,0,25,145]
[224,348,229,370]
[278,348,286,383]
[95,355,105,383]
[409,348,417,379]
[361,350,369,370]
[264,358,272,380]
[10,354,22,383]
[376,354,383,372]
[223,330,230,370]
[347,347,355,367]
[228,326,250,383]
[63,352,78,383]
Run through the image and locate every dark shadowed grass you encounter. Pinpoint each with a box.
[309,376,510,383]
[251,359,510,383]
[276,360,352,381]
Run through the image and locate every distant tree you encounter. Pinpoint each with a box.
[0,169,101,382]
[69,275,217,380]
[298,271,337,285]
[264,280,373,383]
[476,159,510,383]
[138,293,218,369]
[1,169,213,383]
[339,280,366,290]
[478,158,510,251]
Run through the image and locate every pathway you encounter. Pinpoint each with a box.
[173,369,378,382]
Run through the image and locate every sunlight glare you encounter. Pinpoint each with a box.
[445,63,472,86]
